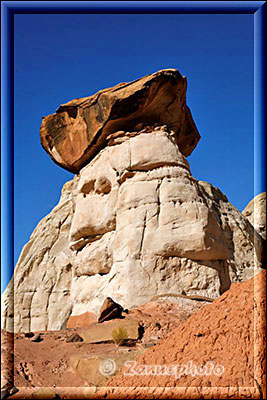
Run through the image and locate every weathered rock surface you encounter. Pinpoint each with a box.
[79,319,140,343]
[242,191,266,240]
[4,271,264,399]
[1,179,78,332]
[98,297,124,323]
[66,332,83,343]
[40,69,200,173]
[68,129,264,319]
[0,297,206,393]
[67,311,97,329]
[2,128,265,333]
[108,270,266,397]
[3,132,265,333]
[30,333,42,342]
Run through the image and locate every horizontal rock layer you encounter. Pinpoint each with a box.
[2,128,265,332]
[1,180,77,333]
[40,69,200,173]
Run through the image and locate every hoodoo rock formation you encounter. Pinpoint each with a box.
[39,69,200,173]
[1,69,265,333]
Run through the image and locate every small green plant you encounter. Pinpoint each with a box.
[111,326,128,346]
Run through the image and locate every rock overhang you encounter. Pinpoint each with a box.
[40,69,201,173]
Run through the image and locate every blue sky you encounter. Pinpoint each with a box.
[3,12,260,292]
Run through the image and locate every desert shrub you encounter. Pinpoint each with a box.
[111,326,128,346]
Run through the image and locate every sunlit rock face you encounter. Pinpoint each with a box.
[68,128,264,317]
[1,180,77,333]
[2,127,264,332]
[2,65,265,332]
[242,192,266,240]
[39,69,200,173]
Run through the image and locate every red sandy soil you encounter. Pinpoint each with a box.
[107,270,266,398]
[1,297,202,398]
[2,271,265,399]
[13,332,116,388]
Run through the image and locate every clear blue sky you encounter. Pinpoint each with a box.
[3,12,261,292]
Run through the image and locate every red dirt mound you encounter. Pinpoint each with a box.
[3,271,266,399]
[108,270,266,397]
